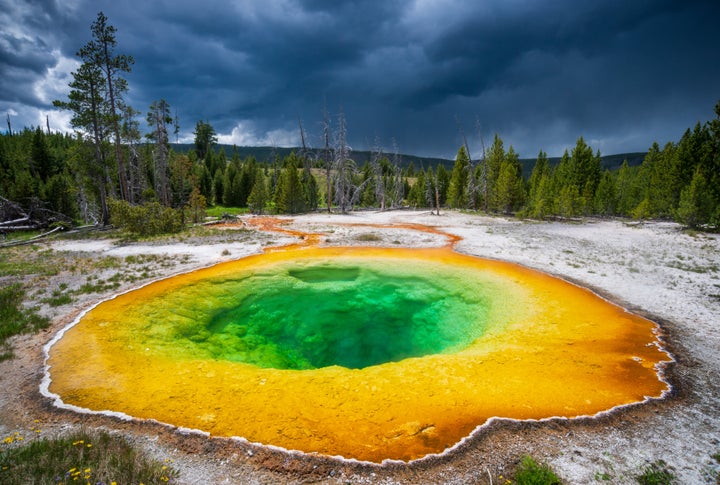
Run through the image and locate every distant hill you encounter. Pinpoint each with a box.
[171,143,646,177]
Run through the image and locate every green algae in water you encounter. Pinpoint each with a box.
[171,259,503,370]
[133,256,515,370]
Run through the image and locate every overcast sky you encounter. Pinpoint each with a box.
[2,0,719,159]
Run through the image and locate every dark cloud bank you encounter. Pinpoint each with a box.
[2,0,719,159]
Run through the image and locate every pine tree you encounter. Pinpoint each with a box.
[530,173,554,219]
[168,154,194,209]
[301,160,319,211]
[43,172,78,219]
[676,169,713,228]
[615,160,640,217]
[447,145,469,208]
[526,150,551,218]
[247,173,268,214]
[237,157,258,206]
[571,137,601,213]
[436,164,450,205]
[80,12,134,202]
[53,58,111,224]
[195,164,213,203]
[494,147,524,214]
[485,134,505,211]
[648,142,677,217]
[212,168,224,206]
[593,170,617,216]
[223,162,240,206]
[30,127,56,182]
[553,150,580,217]
[275,159,305,214]
[193,121,217,162]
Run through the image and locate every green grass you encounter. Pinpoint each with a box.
[75,280,121,295]
[205,205,249,218]
[0,229,44,243]
[514,455,562,484]
[0,247,64,277]
[0,284,49,361]
[0,429,177,484]
[635,460,676,485]
[42,291,73,307]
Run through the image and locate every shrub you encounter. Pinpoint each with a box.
[109,199,184,236]
[354,233,382,242]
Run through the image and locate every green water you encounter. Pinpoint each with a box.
[177,260,498,370]
[133,256,514,370]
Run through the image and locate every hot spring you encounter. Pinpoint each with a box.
[45,238,671,463]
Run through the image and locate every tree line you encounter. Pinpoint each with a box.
[1,12,718,233]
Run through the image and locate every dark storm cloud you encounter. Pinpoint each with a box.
[2,0,719,158]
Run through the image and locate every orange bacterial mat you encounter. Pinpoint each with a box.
[44,220,671,463]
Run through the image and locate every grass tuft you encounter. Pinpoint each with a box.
[514,455,562,484]
[635,460,676,485]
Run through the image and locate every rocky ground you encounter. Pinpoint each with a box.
[1,211,718,484]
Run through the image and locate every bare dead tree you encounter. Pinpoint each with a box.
[369,138,386,210]
[322,100,332,212]
[333,109,355,213]
[6,113,12,136]
[476,118,488,212]
[147,100,173,206]
[348,177,371,208]
[435,169,441,215]
[389,139,405,208]
[298,114,308,156]
[74,177,99,225]
[0,196,72,231]
[457,118,478,210]
[297,114,315,172]
[122,105,145,202]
